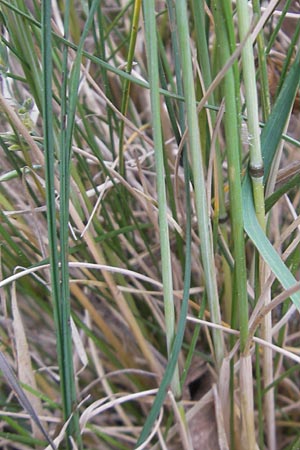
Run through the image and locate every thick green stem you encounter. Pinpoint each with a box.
[236,0,265,229]
[236,2,274,448]
[213,0,248,352]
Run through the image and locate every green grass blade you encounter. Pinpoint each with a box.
[262,50,300,183]
[41,0,62,389]
[118,0,141,177]
[243,174,300,309]
[243,49,300,309]
[57,0,81,444]
[141,0,180,390]
[58,0,100,446]
[136,130,192,448]
[176,0,224,366]
[265,174,300,212]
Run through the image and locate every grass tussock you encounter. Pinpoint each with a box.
[0,1,300,449]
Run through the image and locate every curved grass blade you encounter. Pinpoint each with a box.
[243,174,300,311]
[243,49,300,309]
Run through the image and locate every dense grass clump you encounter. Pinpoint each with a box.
[0,1,300,449]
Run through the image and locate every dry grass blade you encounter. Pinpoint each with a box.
[0,350,56,450]
[11,281,45,441]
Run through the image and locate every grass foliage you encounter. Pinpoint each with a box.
[0,1,300,449]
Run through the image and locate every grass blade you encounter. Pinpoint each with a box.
[243,49,300,309]
[0,351,56,450]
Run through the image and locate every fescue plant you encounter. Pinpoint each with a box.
[0,1,300,449]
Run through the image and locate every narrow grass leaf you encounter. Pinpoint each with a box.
[261,50,300,183]
[0,351,56,450]
[118,0,142,177]
[265,174,300,212]
[141,0,180,393]
[57,1,100,445]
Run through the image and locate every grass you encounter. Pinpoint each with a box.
[0,1,300,449]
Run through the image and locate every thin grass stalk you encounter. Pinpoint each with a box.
[165,1,194,444]
[141,0,180,397]
[166,0,196,386]
[157,40,185,267]
[212,0,248,355]
[58,0,83,446]
[174,0,224,369]
[136,128,192,446]
[118,0,141,177]
[252,0,271,121]
[275,24,300,98]
[58,1,102,444]
[212,1,255,447]
[41,0,64,436]
[265,0,293,56]
[180,297,205,390]
[192,0,232,324]
[93,7,117,159]
[59,0,72,403]
[239,23,300,450]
